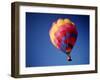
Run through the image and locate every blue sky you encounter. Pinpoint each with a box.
[26,12,89,67]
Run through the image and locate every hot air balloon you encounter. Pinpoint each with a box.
[49,18,78,61]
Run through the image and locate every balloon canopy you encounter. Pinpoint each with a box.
[49,18,78,61]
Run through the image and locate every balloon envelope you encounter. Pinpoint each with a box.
[49,18,78,55]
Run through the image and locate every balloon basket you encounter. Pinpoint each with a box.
[67,56,72,61]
